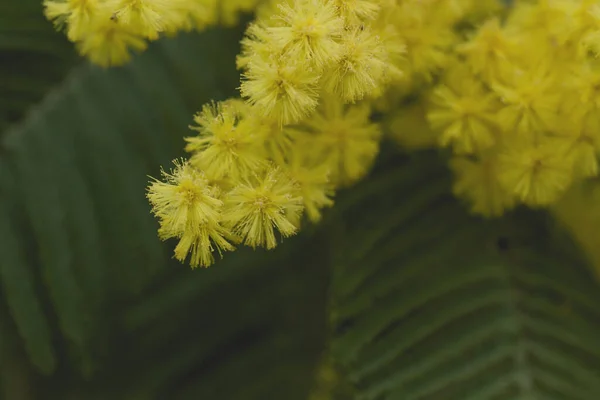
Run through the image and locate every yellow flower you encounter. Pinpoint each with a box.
[332,0,382,25]
[505,2,575,70]
[185,100,267,181]
[174,227,234,268]
[457,18,516,83]
[76,14,147,67]
[169,0,218,32]
[569,0,600,57]
[556,115,600,179]
[496,139,574,207]
[223,166,304,249]
[286,149,335,223]
[322,27,400,102]
[507,0,573,46]
[256,121,295,167]
[237,23,276,70]
[464,0,503,22]
[399,0,465,26]
[491,63,561,140]
[44,0,103,41]
[107,0,179,40]
[451,155,516,218]
[427,63,500,154]
[389,2,455,81]
[268,0,344,69]
[563,62,600,113]
[240,54,320,125]
[121,0,600,270]
[567,134,599,178]
[147,160,234,268]
[295,96,381,187]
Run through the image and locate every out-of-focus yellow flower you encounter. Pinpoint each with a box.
[457,18,517,83]
[388,2,456,82]
[286,149,334,224]
[76,11,147,67]
[451,156,516,218]
[294,96,381,187]
[44,0,103,41]
[332,0,382,25]
[237,23,276,70]
[166,0,219,33]
[496,139,574,207]
[106,0,175,40]
[491,63,561,141]
[427,63,500,154]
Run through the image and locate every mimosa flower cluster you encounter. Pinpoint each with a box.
[421,0,600,217]
[45,0,600,268]
[43,0,259,66]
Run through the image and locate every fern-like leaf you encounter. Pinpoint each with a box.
[328,152,600,400]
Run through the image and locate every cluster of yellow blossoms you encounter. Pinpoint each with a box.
[45,0,600,267]
[43,0,259,66]
[426,1,600,217]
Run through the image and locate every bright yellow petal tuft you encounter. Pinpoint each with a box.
[223,166,304,249]
[185,100,267,181]
[147,160,235,268]
[241,55,320,125]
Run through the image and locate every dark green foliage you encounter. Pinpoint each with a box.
[329,153,600,399]
[0,0,77,132]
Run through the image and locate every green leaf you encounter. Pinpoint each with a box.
[1,11,328,399]
[0,25,245,377]
[0,160,56,374]
[0,0,77,131]
[328,152,600,400]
